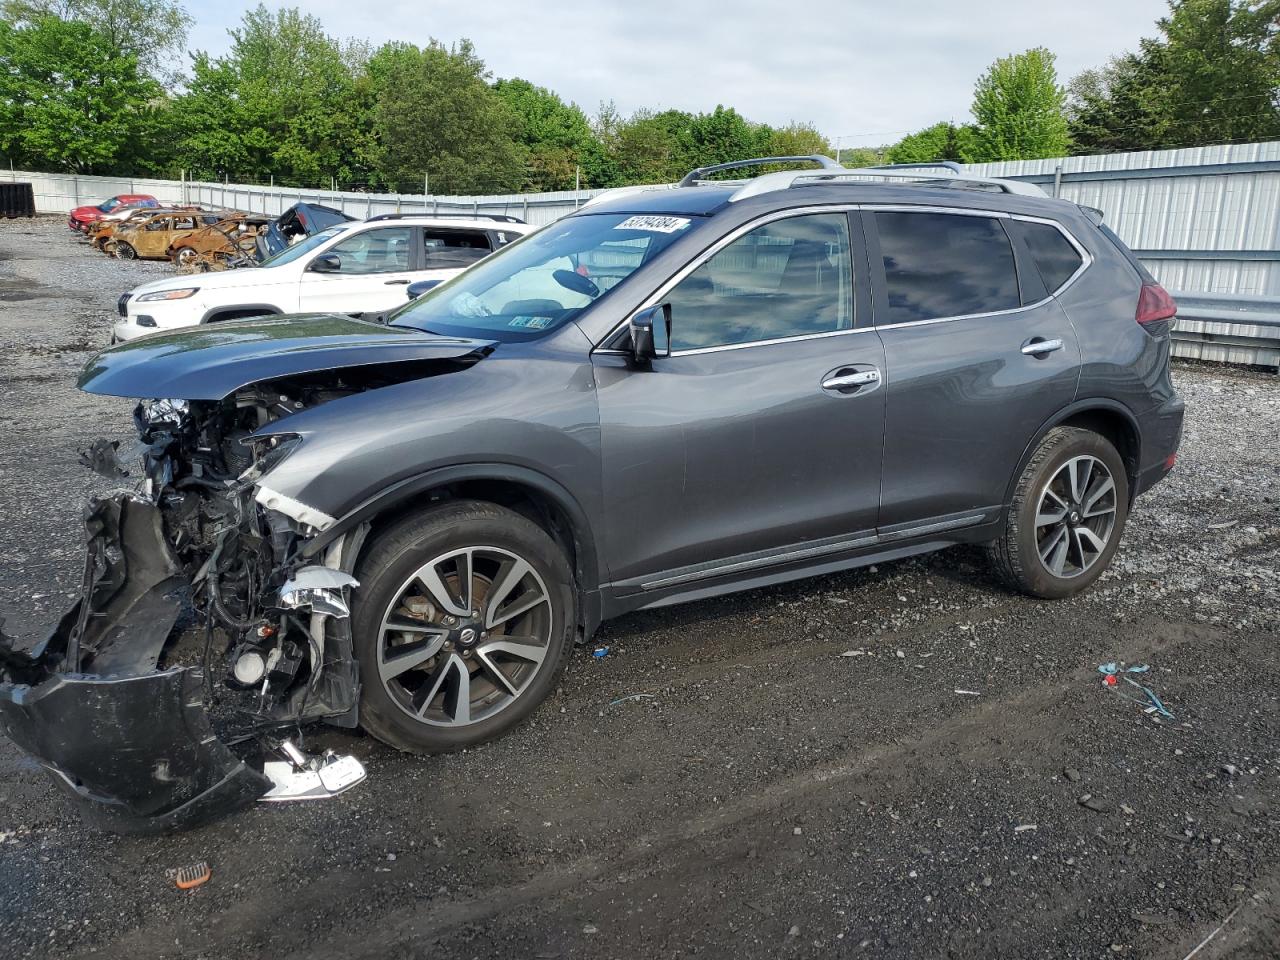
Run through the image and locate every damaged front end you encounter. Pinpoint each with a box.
[0,385,370,833]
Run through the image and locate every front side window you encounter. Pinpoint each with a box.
[391,213,704,342]
[258,225,349,268]
[145,217,170,232]
[322,227,412,275]
[875,211,1020,325]
[422,229,493,269]
[664,213,853,351]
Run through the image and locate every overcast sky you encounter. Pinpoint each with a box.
[188,0,1169,145]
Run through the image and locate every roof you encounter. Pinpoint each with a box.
[578,179,1077,221]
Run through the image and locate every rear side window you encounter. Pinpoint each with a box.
[1010,220,1083,292]
[422,229,494,269]
[874,212,1020,324]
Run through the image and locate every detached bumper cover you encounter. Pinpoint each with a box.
[0,494,270,833]
[0,667,269,833]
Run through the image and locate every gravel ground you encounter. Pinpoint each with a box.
[0,217,1277,960]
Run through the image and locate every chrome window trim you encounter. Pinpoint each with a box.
[594,202,1093,354]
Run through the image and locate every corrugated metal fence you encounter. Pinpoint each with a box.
[7,141,1280,365]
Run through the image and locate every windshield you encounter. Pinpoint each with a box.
[257,225,349,268]
[390,212,703,341]
[98,199,120,212]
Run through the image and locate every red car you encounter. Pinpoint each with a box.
[67,194,158,233]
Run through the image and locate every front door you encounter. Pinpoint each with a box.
[865,208,1081,531]
[593,211,886,592]
[298,225,418,315]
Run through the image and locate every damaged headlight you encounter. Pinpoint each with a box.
[137,397,189,427]
[135,287,199,301]
[241,433,302,483]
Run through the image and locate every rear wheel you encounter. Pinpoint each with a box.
[352,500,575,754]
[987,427,1129,599]
[115,241,136,260]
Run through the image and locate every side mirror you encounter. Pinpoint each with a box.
[309,253,342,273]
[407,278,442,300]
[629,304,671,362]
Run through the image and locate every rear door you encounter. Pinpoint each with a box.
[297,225,419,315]
[415,227,497,288]
[865,208,1082,534]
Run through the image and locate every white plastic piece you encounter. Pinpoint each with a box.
[259,754,367,802]
[254,485,337,531]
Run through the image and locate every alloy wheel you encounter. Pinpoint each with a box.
[376,546,553,727]
[1034,455,1118,579]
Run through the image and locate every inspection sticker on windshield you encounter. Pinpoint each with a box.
[615,215,691,234]
[508,316,552,329]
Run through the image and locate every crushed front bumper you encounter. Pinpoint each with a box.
[0,494,271,833]
[0,664,270,834]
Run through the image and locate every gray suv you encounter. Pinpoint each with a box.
[0,157,1184,830]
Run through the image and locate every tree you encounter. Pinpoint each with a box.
[493,78,594,190]
[967,47,1070,161]
[372,39,524,193]
[885,121,974,163]
[0,16,163,172]
[769,122,833,159]
[169,5,364,185]
[1067,1,1280,152]
[0,0,192,82]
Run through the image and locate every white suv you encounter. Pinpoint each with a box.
[112,214,536,341]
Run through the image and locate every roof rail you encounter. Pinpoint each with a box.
[727,163,1047,201]
[365,212,527,224]
[677,155,840,187]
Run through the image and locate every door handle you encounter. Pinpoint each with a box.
[1021,337,1064,356]
[821,369,880,391]
[384,279,411,285]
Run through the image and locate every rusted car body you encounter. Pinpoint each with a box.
[88,207,209,252]
[110,211,234,261]
[170,213,272,269]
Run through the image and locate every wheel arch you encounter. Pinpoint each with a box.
[200,304,283,324]
[302,463,602,628]
[1005,399,1142,508]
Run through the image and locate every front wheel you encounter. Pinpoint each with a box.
[114,241,136,260]
[987,427,1129,599]
[172,246,199,268]
[352,500,575,754]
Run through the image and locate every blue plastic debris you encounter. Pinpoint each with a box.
[1098,662,1174,719]
[592,646,610,659]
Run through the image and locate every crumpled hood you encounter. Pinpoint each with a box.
[78,314,496,400]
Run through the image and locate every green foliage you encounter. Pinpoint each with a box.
[1,0,192,82]
[1069,0,1280,151]
[0,16,163,173]
[769,122,833,158]
[885,122,975,163]
[493,78,594,191]
[372,39,524,194]
[967,48,1070,161]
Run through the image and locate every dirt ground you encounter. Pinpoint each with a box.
[0,217,1277,960]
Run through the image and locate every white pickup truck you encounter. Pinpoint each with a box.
[113,214,535,341]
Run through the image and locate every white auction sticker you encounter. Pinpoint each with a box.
[615,215,691,233]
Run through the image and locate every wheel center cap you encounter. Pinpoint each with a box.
[455,625,480,648]
[1069,510,1081,525]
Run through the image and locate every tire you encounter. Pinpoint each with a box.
[115,241,136,260]
[987,426,1129,599]
[352,499,575,754]
[172,246,198,268]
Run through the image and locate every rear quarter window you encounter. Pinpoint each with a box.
[1009,220,1084,293]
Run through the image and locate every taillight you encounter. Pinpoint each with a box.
[1136,282,1177,325]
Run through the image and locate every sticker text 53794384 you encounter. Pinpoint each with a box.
[615,216,691,234]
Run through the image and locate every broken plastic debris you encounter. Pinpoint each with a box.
[1014,824,1038,832]
[1098,662,1174,718]
[954,689,981,696]
[592,646,610,658]
[608,693,655,707]
[258,740,367,802]
[168,862,212,890]
[840,649,868,657]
